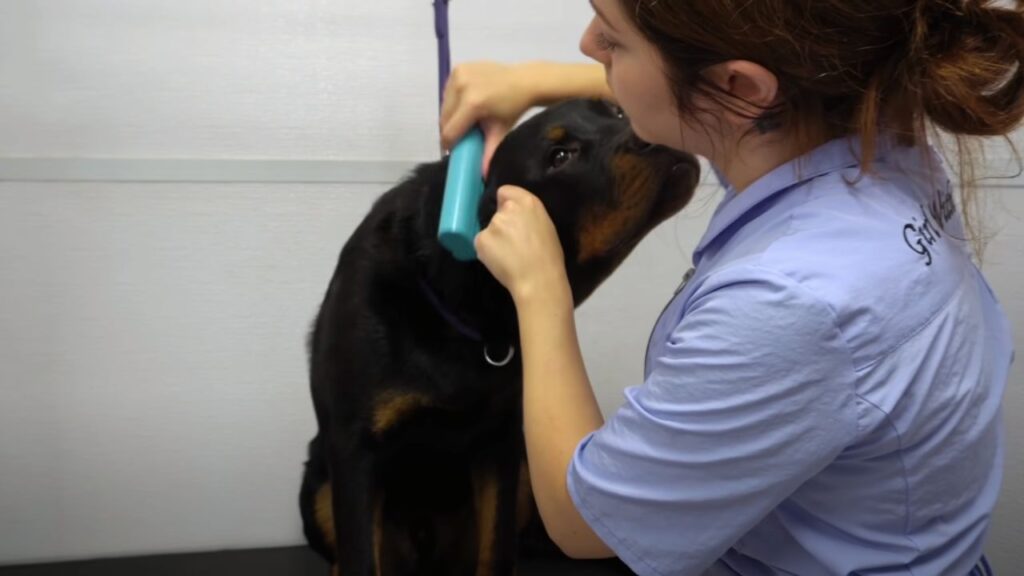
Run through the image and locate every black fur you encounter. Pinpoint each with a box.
[299,99,700,576]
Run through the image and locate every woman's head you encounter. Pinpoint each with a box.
[583,0,800,169]
[585,0,1023,153]
[582,0,1024,244]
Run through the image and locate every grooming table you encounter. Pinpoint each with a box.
[0,546,636,576]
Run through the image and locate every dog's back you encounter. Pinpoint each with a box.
[300,159,527,574]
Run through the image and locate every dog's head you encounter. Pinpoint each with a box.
[480,98,700,304]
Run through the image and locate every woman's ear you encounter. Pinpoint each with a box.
[702,60,780,130]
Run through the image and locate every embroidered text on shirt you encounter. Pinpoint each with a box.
[903,186,956,267]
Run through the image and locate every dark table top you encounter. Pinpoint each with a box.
[0,546,635,576]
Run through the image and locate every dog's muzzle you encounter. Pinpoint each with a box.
[623,132,657,154]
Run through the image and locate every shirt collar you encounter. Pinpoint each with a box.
[694,135,887,259]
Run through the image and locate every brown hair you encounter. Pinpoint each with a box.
[622,0,1024,250]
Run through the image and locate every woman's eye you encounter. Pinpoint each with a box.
[548,146,576,170]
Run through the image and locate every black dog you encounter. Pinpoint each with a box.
[299,99,700,576]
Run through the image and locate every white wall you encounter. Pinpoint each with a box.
[0,0,1021,570]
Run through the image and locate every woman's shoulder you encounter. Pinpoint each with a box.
[701,167,975,370]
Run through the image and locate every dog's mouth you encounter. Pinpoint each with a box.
[621,134,701,214]
[623,131,697,174]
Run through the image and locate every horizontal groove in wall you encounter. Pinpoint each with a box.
[0,157,1021,188]
[0,158,420,184]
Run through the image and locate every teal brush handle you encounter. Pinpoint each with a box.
[438,127,485,261]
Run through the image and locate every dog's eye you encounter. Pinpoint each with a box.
[610,104,626,119]
[548,146,577,171]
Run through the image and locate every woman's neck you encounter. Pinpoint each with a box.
[714,132,820,193]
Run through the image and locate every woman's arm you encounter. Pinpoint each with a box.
[516,279,615,559]
[524,61,614,106]
[473,185,614,559]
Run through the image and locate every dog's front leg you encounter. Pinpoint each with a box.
[329,438,381,576]
[472,433,524,576]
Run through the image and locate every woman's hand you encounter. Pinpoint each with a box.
[440,62,536,178]
[475,185,570,306]
[480,193,610,561]
[441,61,613,177]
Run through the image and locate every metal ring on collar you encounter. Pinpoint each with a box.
[484,344,516,367]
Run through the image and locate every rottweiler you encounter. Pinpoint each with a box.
[299,98,700,576]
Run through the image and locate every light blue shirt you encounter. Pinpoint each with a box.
[567,136,1012,576]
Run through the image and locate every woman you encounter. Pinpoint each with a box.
[441,1,1022,574]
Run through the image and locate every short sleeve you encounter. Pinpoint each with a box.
[567,266,860,576]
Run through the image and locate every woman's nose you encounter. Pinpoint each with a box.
[579,18,607,64]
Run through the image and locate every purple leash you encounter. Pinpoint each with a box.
[426,0,478,341]
[433,0,451,120]
[417,278,482,343]
[418,277,516,367]
[424,1,517,367]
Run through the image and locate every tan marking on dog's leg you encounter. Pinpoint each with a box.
[473,468,500,576]
[315,483,336,550]
[515,460,533,533]
[372,392,431,436]
[373,495,384,576]
[577,153,658,262]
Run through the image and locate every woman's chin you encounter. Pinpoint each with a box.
[628,121,671,149]
[629,121,651,143]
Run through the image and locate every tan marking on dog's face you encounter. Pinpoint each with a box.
[577,153,659,262]
[472,468,500,576]
[315,483,336,551]
[546,126,567,142]
[372,392,432,435]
